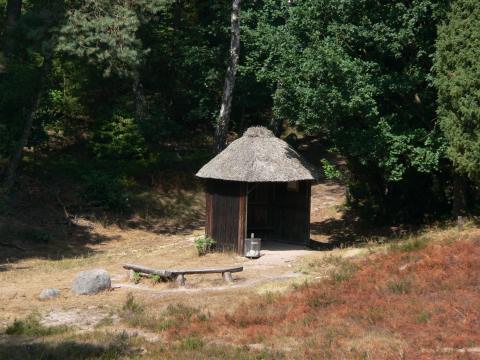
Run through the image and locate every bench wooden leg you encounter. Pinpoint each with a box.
[222,272,233,283]
[175,274,186,286]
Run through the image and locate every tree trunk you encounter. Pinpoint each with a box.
[6,0,22,27]
[2,57,51,196]
[452,173,466,231]
[2,0,22,72]
[214,0,241,153]
[132,75,146,123]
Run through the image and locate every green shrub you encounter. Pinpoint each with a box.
[5,314,69,336]
[149,274,162,283]
[179,336,204,351]
[91,115,146,160]
[194,236,216,256]
[81,171,131,211]
[320,159,343,180]
[131,271,141,284]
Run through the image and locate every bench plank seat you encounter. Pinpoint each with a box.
[123,264,243,286]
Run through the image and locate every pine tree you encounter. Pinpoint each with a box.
[434,0,480,182]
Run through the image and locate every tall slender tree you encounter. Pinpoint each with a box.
[214,0,241,153]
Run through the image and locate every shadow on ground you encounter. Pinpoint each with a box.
[0,335,137,360]
[310,213,417,250]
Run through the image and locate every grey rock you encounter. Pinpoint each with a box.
[39,288,60,300]
[72,269,111,295]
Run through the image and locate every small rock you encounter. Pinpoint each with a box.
[39,288,60,300]
[72,269,111,295]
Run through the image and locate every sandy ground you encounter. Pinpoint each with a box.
[0,181,348,330]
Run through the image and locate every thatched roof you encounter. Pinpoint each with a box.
[196,126,318,182]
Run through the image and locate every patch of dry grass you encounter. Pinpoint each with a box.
[160,231,480,359]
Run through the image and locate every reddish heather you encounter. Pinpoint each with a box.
[174,239,480,359]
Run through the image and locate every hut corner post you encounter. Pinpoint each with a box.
[237,182,247,255]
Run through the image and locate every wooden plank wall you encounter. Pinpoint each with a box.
[205,180,246,254]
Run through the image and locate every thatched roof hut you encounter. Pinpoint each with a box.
[196,126,317,182]
[196,127,317,255]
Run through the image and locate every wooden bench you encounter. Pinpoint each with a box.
[123,264,243,286]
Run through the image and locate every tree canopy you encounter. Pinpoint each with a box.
[1,0,479,224]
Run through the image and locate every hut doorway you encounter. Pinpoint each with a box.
[246,182,311,246]
[246,183,276,241]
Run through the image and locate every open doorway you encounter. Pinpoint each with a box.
[246,182,311,245]
[246,183,275,241]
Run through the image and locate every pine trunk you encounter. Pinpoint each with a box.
[133,76,146,123]
[214,0,241,153]
[452,173,466,231]
[6,0,22,27]
[3,57,51,196]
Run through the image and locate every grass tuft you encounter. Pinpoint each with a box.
[386,278,413,294]
[5,313,70,336]
[390,237,428,252]
[179,335,204,350]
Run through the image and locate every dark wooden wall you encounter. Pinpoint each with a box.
[205,180,246,254]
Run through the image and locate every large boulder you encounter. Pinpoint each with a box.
[72,269,111,295]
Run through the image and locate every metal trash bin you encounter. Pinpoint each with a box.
[244,234,261,258]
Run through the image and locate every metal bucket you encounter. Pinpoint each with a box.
[244,236,261,258]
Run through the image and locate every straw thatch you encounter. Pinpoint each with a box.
[196,126,318,182]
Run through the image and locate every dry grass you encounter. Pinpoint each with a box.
[151,228,480,359]
[2,224,480,359]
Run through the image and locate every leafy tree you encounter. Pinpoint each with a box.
[434,0,480,181]
[242,0,449,222]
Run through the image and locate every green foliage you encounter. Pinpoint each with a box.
[5,314,69,336]
[320,159,342,181]
[1,0,479,225]
[242,0,450,222]
[434,0,480,182]
[179,336,204,351]
[57,0,169,78]
[194,235,216,256]
[91,115,146,160]
[81,171,131,211]
[132,272,142,284]
[149,274,162,282]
